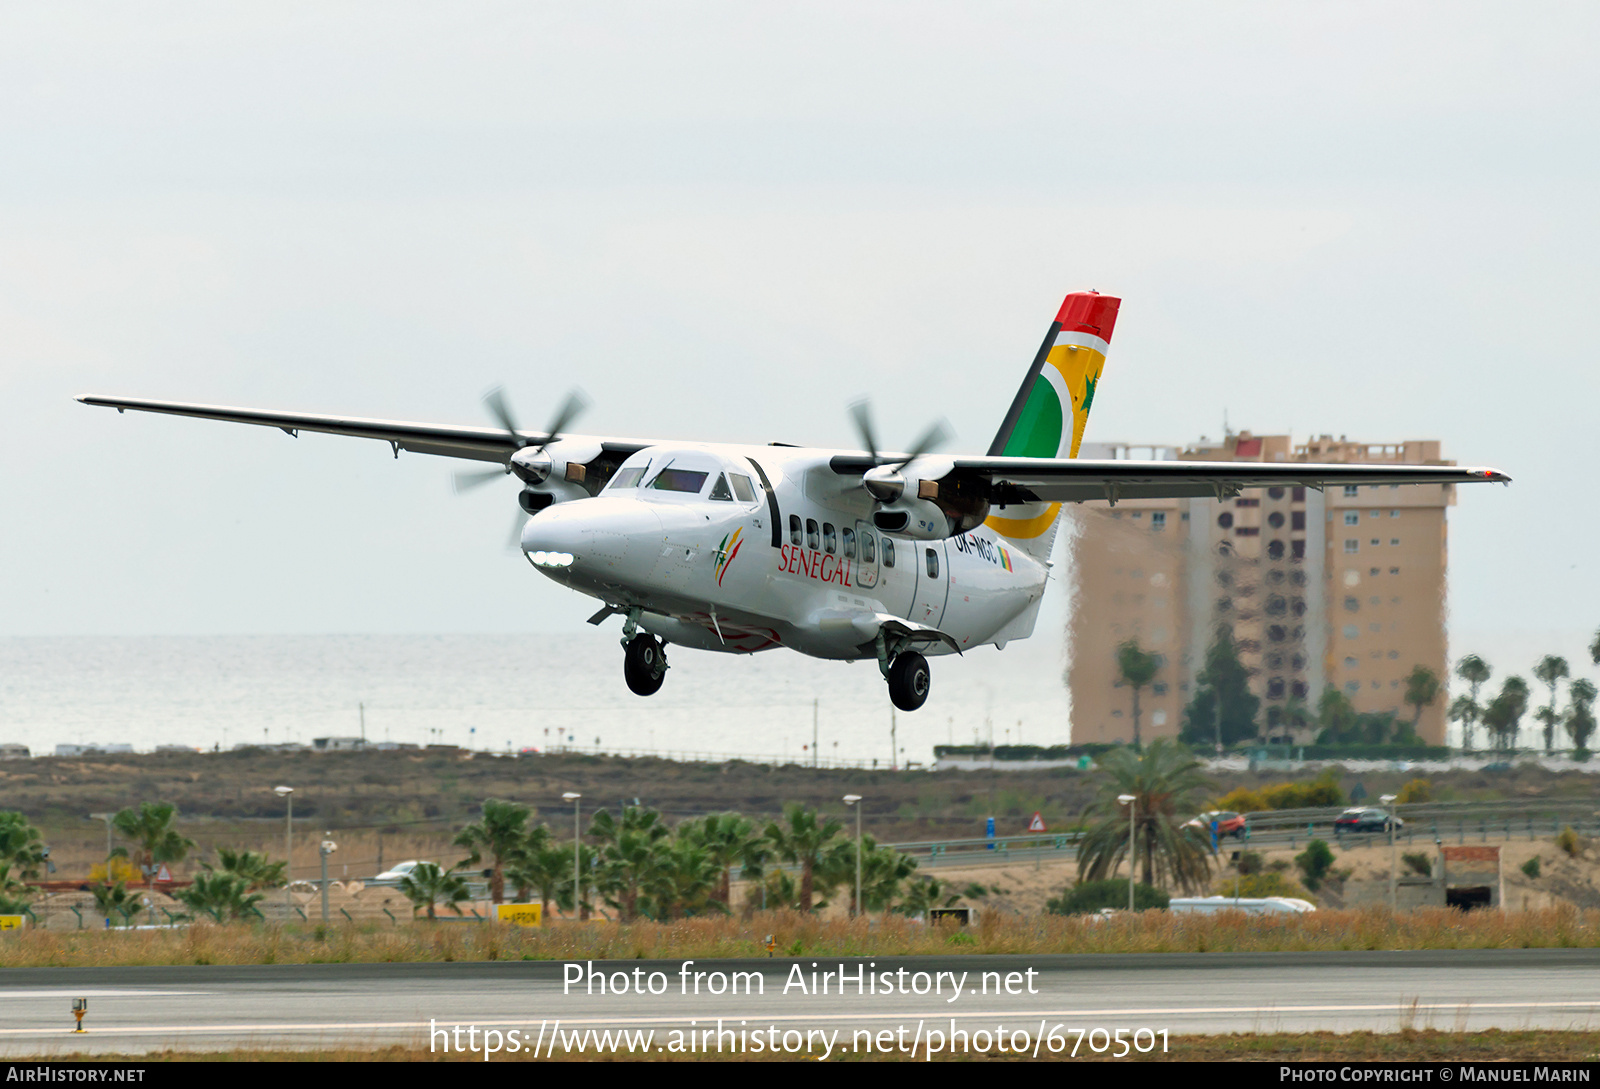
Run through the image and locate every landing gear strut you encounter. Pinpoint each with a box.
[623,633,668,697]
[886,650,930,712]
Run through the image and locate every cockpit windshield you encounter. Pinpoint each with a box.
[648,467,709,493]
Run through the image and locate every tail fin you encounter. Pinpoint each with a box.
[984,290,1120,561]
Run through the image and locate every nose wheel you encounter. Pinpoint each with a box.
[623,633,668,697]
[886,650,930,712]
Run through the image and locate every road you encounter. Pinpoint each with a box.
[4,949,1599,1057]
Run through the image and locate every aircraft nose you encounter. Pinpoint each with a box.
[520,498,663,575]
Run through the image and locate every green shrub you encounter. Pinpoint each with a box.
[1236,851,1264,875]
[1046,879,1169,915]
[1295,840,1336,892]
[1556,826,1583,858]
[1522,857,1541,879]
[1213,872,1315,904]
[1402,852,1433,877]
[1395,778,1432,805]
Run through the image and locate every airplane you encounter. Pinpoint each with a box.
[80,291,1509,712]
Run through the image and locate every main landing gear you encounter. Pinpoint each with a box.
[620,611,669,696]
[885,650,930,712]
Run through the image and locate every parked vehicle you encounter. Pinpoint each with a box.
[1333,808,1404,834]
[1169,896,1315,916]
[372,860,431,882]
[1185,810,1248,839]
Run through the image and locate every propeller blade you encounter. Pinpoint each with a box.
[483,386,521,444]
[896,418,953,468]
[452,466,511,493]
[540,389,589,447]
[848,400,880,463]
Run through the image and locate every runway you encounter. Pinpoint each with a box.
[4,949,1599,1057]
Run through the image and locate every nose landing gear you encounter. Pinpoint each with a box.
[623,633,668,697]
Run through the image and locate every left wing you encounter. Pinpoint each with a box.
[829,453,1510,503]
[76,395,651,465]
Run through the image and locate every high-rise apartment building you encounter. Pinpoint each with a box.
[1067,431,1455,746]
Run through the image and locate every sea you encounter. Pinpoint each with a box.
[0,626,1072,766]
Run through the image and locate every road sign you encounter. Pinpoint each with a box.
[155,864,173,883]
[0,916,24,931]
[496,903,543,927]
[1027,812,1046,832]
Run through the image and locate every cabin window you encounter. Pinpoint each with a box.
[841,526,856,559]
[729,474,756,502]
[823,523,837,554]
[925,548,939,578]
[860,531,875,564]
[882,539,895,568]
[789,515,802,546]
[708,474,734,501]
[806,519,820,550]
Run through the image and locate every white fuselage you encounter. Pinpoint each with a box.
[519,442,1049,660]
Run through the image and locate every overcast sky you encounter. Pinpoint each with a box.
[2,3,1596,681]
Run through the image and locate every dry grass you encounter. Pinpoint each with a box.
[3,905,1599,968]
[16,1030,1600,1061]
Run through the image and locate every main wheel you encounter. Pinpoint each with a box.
[887,651,931,712]
[623,634,667,697]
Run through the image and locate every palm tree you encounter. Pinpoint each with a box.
[763,804,843,911]
[822,834,917,914]
[1533,656,1570,753]
[91,880,142,927]
[175,871,264,922]
[505,836,565,925]
[645,836,721,920]
[0,812,48,880]
[202,848,286,892]
[454,798,532,904]
[1482,676,1530,753]
[1076,738,1213,894]
[589,806,670,922]
[679,813,767,911]
[1403,666,1441,736]
[1454,655,1492,751]
[1566,679,1598,754]
[397,862,470,921]
[111,802,196,887]
[1590,627,1600,668]
[1116,639,1160,749]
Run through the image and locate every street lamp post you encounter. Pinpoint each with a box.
[319,839,337,923]
[1380,793,1398,911]
[273,786,294,914]
[563,792,582,921]
[1117,794,1137,913]
[87,813,113,861]
[843,795,862,919]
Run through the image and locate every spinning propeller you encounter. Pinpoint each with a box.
[452,387,589,493]
[847,399,952,504]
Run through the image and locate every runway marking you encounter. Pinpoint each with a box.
[2,1000,1598,1038]
[0,990,211,999]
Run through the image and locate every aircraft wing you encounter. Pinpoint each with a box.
[827,453,1510,502]
[77,395,648,464]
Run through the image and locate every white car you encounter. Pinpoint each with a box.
[373,860,431,882]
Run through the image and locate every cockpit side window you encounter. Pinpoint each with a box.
[609,466,645,489]
[729,474,756,502]
[708,474,734,501]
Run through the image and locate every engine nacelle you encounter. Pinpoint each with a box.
[512,440,608,510]
[868,463,991,540]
